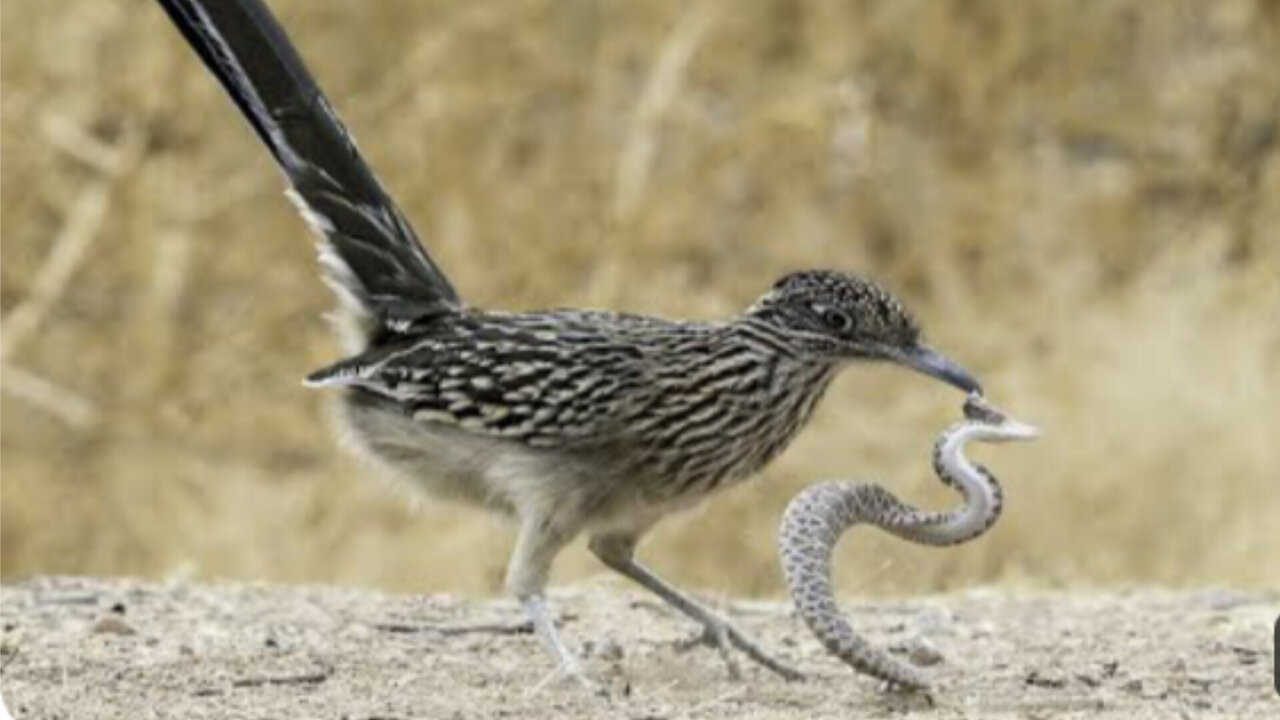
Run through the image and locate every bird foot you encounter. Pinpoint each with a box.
[527,657,611,699]
[674,617,804,682]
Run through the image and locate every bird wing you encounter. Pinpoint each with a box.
[305,312,659,447]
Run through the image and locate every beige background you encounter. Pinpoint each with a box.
[2,0,1278,597]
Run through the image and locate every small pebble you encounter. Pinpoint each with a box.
[583,638,625,661]
[1075,673,1100,688]
[597,639,625,661]
[90,616,137,636]
[913,607,958,635]
[905,638,944,667]
[1025,670,1067,688]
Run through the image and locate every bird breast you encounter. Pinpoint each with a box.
[622,357,838,499]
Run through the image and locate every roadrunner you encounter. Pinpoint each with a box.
[156,0,982,684]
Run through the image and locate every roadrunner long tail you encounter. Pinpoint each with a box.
[157,0,459,340]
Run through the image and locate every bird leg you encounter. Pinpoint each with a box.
[588,533,804,681]
[507,513,596,691]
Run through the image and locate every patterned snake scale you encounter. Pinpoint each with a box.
[779,393,1039,689]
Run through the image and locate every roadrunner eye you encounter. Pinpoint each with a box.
[821,308,853,332]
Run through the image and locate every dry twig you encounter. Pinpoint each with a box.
[612,0,721,222]
[0,365,99,427]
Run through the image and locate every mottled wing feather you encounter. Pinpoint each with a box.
[306,311,657,446]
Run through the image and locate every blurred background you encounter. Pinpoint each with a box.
[2,0,1277,598]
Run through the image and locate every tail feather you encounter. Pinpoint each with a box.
[156,0,460,338]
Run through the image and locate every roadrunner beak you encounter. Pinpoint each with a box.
[899,345,983,395]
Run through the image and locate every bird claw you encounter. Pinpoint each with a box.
[527,658,610,699]
[675,623,742,679]
[674,618,805,682]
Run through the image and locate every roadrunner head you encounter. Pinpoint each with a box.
[748,270,982,394]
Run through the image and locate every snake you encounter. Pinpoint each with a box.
[778,393,1039,689]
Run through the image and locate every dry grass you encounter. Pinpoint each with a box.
[2,0,1278,597]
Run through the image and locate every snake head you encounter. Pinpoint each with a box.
[963,393,1041,441]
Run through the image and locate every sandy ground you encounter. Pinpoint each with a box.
[1,577,1275,719]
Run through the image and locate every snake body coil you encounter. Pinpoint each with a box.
[778,394,1038,689]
